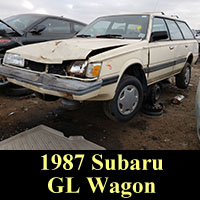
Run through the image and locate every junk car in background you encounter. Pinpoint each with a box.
[0,13,86,94]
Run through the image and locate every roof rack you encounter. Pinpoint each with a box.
[171,15,179,18]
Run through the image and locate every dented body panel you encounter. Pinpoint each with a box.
[8,38,133,63]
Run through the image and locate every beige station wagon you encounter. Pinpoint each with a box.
[0,13,199,121]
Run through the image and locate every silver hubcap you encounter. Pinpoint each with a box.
[185,67,190,85]
[117,85,139,115]
[0,77,8,86]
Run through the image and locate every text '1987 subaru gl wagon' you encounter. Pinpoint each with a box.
[0,13,198,121]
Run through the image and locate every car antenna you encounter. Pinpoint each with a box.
[154,0,160,11]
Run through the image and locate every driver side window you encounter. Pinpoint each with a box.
[152,18,169,40]
[37,18,71,34]
[85,21,111,36]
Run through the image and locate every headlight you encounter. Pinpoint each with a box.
[68,61,102,78]
[3,53,25,67]
[68,61,88,76]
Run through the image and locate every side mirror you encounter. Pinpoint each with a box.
[151,31,168,42]
[0,29,7,37]
[30,24,46,34]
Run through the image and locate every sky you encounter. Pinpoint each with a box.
[0,0,200,29]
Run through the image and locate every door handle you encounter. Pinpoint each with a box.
[169,46,174,50]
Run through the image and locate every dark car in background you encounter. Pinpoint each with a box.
[0,13,86,91]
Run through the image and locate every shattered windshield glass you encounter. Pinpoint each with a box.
[77,15,149,39]
[0,14,42,34]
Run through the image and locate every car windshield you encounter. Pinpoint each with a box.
[77,15,149,39]
[0,15,42,34]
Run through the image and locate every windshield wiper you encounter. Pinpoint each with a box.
[96,34,124,39]
[0,19,23,36]
[76,34,92,38]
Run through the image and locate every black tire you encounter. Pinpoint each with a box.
[0,77,9,88]
[5,85,33,96]
[35,92,59,101]
[176,63,191,89]
[146,83,162,105]
[141,103,163,117]
[103,75,144,122]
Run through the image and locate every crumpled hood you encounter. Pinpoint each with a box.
[7,38,137,63]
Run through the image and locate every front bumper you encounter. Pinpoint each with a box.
[0,64,102,101]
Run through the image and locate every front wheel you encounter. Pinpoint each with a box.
[0,77,9,87]
[176,63,191,89]
[103,75,143,122]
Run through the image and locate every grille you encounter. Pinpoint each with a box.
[48,64,66,75]
[25,60,73,76]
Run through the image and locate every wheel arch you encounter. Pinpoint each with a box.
[186,53,193,65]
[120,63,148,94]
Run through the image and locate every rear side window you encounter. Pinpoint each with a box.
[165,19,183,40]
[176,21,194,40]
[152,18,169,40]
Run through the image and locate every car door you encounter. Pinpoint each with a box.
[25,17,75,44]
[147,17,174,85]
[164,19,185,74]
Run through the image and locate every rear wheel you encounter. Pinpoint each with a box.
[176,63,191,89]
[103,75,143,122]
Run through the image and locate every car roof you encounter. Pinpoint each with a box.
[98,13,185,22]
[4,13,87,26]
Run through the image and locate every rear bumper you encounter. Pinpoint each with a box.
[0,64,103,101]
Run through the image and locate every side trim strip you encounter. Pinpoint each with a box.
[102,75,119,86]
[144,58,187,73]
